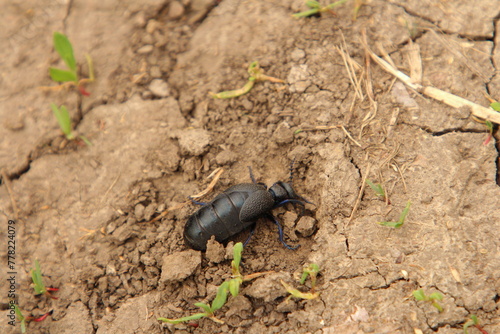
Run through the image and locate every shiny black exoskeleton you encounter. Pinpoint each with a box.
[183,169,310,251]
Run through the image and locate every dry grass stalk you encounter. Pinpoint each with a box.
[365,47,500,124]
[349,163,371,222]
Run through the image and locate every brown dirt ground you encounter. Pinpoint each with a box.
[1,0,500,333]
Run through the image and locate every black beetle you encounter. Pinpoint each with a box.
[183,167,311,251]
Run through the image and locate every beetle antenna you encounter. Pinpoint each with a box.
[248,166,257,183]
[288,158,296,185]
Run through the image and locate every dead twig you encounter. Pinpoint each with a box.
[299,125,341,131]
[349,163,371,223]
[190,168,225,199]
[341,126,362,147]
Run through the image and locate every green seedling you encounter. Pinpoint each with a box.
[300,263,320,290]
[228,242,270,296]
[366,179,387,201]
[463,314,489,334]
[49,32,94,96]
[14,304,27,333]
[281,263,320,300]
[352,0,364,20]
[483,120,494,146]
[13,304,53,333]
[378,201,411,228]
[50,103,92,145]
[31,259,59,299]
[412,289,443,313]
[210,61,284,99]
[292,0,350,18]
[159,242,270,325]
[159,281,229,324]
[482,100,499,145]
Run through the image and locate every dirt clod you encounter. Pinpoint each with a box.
[215,150,238,166]
[272,122,294,145]
[160,250,201,282]
[244,272,292,303]
[176,128,211,156]
[295,216,316,237]
[205,237,225,264]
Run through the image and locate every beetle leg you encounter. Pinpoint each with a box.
[188,196,207,206]
[288,158,296,184]
[247,166,257,183]
[265,213,299,250]
[243,223,256,247]
[276,199,308,216]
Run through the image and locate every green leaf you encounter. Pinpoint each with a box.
[194,302,212,314]
[429,292,443,301]
[490,101,500,112]
[233,242,243,270]
[300,263,320,284]
[325,0,350,10]
[211,281,229,311]
[53,32,77,72]
[398,201,411,223]
[210,80,255,99]
[51,104,73,139]
[378,201,411,228]
[158,313,206,324]
[281,279,319,300]
[78,135,92,146]
[305,1,321,8]
[366,179,385,198]
[292,8,321,18]
[229,278,240,297]
[247,61,259,76]
[31,259,46,295]
[412,289,426,301]
[485,120,493,133]
[463,315,479,334]
[432,301,444,312]
[49,67,78,83]
[14,304,24,320]
[378,220,403,228]
[300,271,309,285]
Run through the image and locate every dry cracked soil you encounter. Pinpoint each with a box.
[1,0,500,333]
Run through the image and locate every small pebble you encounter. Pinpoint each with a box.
[149,79,170,97]
[146,19,159,34]
[136,45,154,54]
[134,204,145,221]
[295,216,316,237]
[168,1,185,19]
[291,48,306,61]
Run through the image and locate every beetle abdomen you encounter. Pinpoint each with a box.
[183,190,255,251]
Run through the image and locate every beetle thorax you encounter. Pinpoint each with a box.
[269,181,297,203]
